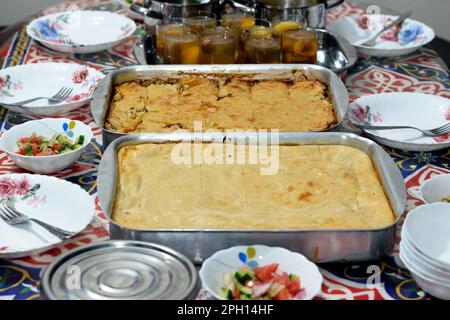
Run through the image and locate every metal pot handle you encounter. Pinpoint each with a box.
[129,3,150,16]
[326,0,344,9]
[222,0,255,13]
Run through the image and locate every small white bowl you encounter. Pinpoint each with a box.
[400,249,450,300]
[400,241,450,283]
[0,118,93,174]
[199,245,323,300]
[420,174,450,204]
[401,228,450,273]
[403,203,450,267]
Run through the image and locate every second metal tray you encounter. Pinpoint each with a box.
[97,132,406,264]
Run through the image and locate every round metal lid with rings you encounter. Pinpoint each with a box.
[40,241,200,300]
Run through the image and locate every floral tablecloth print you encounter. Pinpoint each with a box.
[0,0,449,300]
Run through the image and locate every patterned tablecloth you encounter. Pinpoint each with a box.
[0,0,449,301]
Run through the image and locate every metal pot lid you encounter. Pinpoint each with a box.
[255,0,326,8]
[41,241,199,300]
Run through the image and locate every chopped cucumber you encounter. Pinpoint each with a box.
[234,268,255,285]
[75,135,85,145]
[23,146,33,155]
[289,274,300,281]
[223,272,234,287]
[56,134,70,144]
[268,283,284,298]
[220,288,233,300]
[238,285,253,296]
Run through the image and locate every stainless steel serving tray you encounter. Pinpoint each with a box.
[97,132,406,264]
[91,64,349,148]
[133,29,358,73]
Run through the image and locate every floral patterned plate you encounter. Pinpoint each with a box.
[0,174,95,258]
[348,92,450,151]
[0,62,104,115]
[26,10,136,54]
[327,14,434,57]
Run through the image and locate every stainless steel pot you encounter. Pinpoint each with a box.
[228,0,344,28]
[134,0,221,32]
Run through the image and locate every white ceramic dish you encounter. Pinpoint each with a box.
[0,62,104,115]
[420,174,450,204]
[0,173,95,258]
[26,10,136,54]
[0,118,93,174]
[327,14,434,57]
[400,241,450,283]
[403,203,450,266]
[400,249,450,300]
[348,92,450,151]
[401,228,450,273]
[199,245,323,300]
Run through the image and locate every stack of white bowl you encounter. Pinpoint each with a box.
[400,202,450,300]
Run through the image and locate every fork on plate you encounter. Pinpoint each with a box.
[8,86,73,106]
[0,200,76,240]
[354,122,450,137]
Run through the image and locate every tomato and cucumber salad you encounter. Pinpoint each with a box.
[16,133,85,156]
[221,263,305,300]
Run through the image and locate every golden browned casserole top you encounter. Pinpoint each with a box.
[105,77,336,133]
[112,143,394,230]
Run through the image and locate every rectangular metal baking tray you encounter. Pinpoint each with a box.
[91,64,349,148]
[97,131,406,264]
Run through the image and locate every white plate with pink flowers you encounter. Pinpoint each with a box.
[0,62,104,115]
[327,14,434,57]
[0,174,95,258]
[348,92,450,151]
[26,10,136,54]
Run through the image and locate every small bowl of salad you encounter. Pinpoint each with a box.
[199,245,323,300]
[420,174,450,204]
[0,118,93,174]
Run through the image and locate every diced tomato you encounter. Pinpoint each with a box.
[52,144,62,151]
[30,133,41,144]
[274,288,293,300]
[272,272,289,286]
[30,143,39,155]
[254,263,279,282]
[17,149,25,155]
[232,287,240,300]
[19,137,31,144]
[286,279,301,295]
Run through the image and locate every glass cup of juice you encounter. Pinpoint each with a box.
[156,18,188,58]
[184,11,217,34]
[200,26,236,64]
[281,29,318,64]
[221,12,255,63]
[163,28,201,64]
[245,37,281,64]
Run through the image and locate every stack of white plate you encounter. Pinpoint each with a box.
[400,203,450,300]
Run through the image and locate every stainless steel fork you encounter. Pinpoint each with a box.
[354,122,450,137]
[0,201,76,240]
[8,86,73,106]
